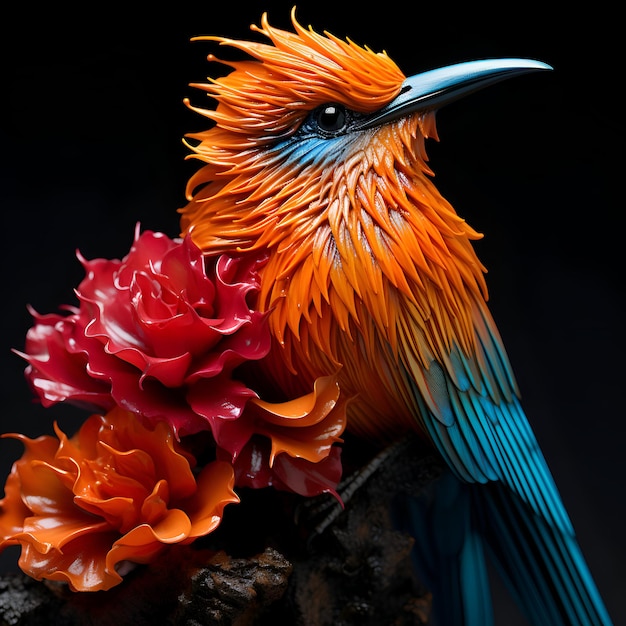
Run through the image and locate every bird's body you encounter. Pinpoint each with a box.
[180,12,612,625]
[189,109,493,445]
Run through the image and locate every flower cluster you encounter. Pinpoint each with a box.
[0,408,238,591]
[0,227,346,591]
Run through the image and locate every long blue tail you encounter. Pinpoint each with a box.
[398,471,612,626]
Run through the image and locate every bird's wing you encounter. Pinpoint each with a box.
[395,296,616,624]
[396,294,573,535]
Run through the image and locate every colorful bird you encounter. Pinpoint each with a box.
[179,10,612,626]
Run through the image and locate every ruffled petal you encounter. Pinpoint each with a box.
[16,229,271,444]
[272,447,344,500]
[17,515,112,553]
[185,461,239,538]
[18,312,113,410]
[20,531,123,591]
[251,374,342,427]
[0,463,36,545]
[187,376,257,444]
[118,511,192,546]
[231,438,343,499]
[0,408,240,591]
[249,374,347,464]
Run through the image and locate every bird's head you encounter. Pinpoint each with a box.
[179,9,550,258]
[179,9,551,349]
[179,8,407,253]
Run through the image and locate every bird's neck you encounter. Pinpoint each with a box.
[181,114,489,376]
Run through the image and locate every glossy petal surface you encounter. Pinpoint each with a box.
[221,374,347,499]
[0,407,238,591]
[18,227,270,438]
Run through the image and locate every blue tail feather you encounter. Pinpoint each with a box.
[479,482,611,626]
[400,470,612,626]
[397,471,495,626]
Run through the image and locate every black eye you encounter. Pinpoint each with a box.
[315,104,347,134]
[295,103,363,140]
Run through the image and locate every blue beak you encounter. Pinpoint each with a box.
[355,58,552,130]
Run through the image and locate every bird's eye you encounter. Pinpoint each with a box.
[295,102,363,140]
[315,104,347,134]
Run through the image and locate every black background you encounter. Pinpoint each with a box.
[1,3,623,624]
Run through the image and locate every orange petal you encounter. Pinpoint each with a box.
[0,466,32,544]
[76,494,138,532]
[5,432,59,463]
[107,417,198,499]
[106,538,166,572]
[18,515,111,553]
[22,461,80,513]
[249,374,341,427]
[145,422,199,499]
[139,479,170,525]
[2,434,77,515]
[185,461,239,538]
[265,392,347,464]
[97,443,156,488]
[114,511,191,549]
[19,531,122,592]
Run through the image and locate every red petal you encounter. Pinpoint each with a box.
[271,447,343,499]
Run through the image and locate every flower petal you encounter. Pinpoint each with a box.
[250,375,347,463]
[0,408,239,591]
[250,374,343,427]
[0,461,36,545]
[184,461,239,538]
[18,312,113,410]
[231,439,343,499]
[20,531,123,592]
[16,228,271,446]
[18,515,112,553]
[272,447,344,499]
[118,511,192,546]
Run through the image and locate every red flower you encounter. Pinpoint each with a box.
[0,407,239,592]
[14,225,348,510]
[18,227,271,438]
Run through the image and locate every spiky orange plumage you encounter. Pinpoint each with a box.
[177,13,615,625]
[179,10,500,442]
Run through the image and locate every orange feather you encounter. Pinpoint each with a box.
[180,10,491,442]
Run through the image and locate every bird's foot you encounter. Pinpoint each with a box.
[296,434,441,544]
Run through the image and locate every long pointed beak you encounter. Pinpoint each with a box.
[355,58,552,130]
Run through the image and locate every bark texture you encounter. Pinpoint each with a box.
[0,436,440,625]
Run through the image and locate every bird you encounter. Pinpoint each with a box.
[178,9,612,626]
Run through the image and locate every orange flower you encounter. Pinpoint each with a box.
[0,407,239,592]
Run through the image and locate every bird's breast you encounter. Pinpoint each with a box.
[256,190,488,442]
